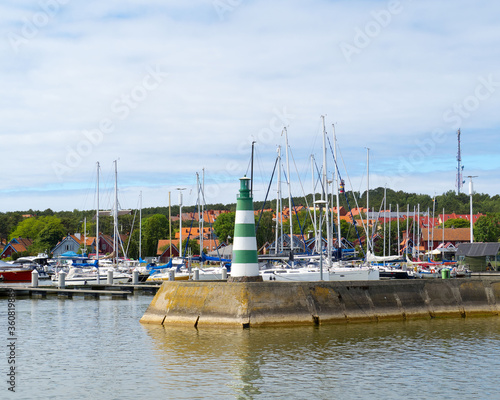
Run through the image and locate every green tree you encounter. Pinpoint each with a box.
[10,216,65,241]
[474,214,500,242]
[181,237,200,256]
[142,214,169,257]
[444,218,470,228]
[213,212,236,243]
[34,220,66,252]
[255,212,274,249]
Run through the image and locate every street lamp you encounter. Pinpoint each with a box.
[467,176,478,243]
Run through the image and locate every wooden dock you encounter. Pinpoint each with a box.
[0,283,162,299]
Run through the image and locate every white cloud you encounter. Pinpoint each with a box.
[0,0,498,211]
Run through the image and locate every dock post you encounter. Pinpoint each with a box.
[222,266,227,280]
[31,269,39,287]
[107,270,113,285]
[193,268,199,281]
[58,272,66,288]
[132,270,139,285]
[168,269,175,281]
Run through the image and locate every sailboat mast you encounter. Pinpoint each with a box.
[84,217,87,255]
[169,191,172,260]
[412,205,416,258]
[139,191,142,261]
[113,160,118,265]
[178,189,184,257]
[388,203,391,258]
[383,185,386,262]
[431,195,436,252]
[275,147,281,255]
[197,172,201,255]
[442,208,445,251]
[417,203,421,260]
[283,128,293,256]
[311,154,317,253]
[406,203,409,258]
[321,116,331,265]
[397,203,400,256]
[96,161,100,284]
[201,168,205,256]
[333,124,341,253]
[251,141,255,198]
[366,147,370,254]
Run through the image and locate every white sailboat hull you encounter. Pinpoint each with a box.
[260,267,379,282]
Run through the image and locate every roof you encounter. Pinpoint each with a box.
[420,228,470,242]
[157,240,179,255]
[456,242,500,257]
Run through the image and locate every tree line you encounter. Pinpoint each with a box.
[1,187,499,259]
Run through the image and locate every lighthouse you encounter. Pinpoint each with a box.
[228,176,262,282]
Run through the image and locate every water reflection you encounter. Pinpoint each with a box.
[143,318,500,399]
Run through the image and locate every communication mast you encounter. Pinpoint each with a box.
[456,129,465,194]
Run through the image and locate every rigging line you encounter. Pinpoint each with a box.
[195,173,225,261]
[314,160,326,199]
[183,191,201,257]
[255,156,278,232]
[325,131,365,257]
[289,146,315,230]
[245,151,252,177]
[254,144,267,194]
[306,118,324,166]
[281,169,309,254]
[125,195,140,256]
[368,195,386,253]
[82,166,97,213]
[334,136,369,238]
[291,196,310,255]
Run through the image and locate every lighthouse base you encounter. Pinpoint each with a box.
[140,278,500,328]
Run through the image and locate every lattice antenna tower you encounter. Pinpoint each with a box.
[456,129,465,194]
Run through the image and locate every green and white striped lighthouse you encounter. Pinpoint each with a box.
[229,176,261,281]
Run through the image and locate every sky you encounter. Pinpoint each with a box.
[1,0,499,213]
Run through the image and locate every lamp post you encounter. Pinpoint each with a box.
[467,176,478,243]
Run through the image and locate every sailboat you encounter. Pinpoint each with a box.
[259,119,379,282]
[54,162,132,285]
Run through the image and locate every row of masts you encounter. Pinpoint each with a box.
[270,116,456,263]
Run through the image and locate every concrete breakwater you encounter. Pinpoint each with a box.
[140,278,500,328]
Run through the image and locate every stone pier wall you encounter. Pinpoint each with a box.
[140,278,500,328]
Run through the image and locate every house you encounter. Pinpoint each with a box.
[51,234,96,258]
[437,213,484,225]
[157,240,179,263]
[267,234,307,254]
[1,238,33,259]
[456,242,500,271]
[419,228,470,251]
[95,233,128,256]
[178,210,230,223]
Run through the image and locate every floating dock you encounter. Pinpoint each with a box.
[140,277,500,328]
[0,283,161,299]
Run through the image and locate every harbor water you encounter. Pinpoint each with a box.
[3,292,500,399]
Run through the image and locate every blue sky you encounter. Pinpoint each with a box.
[0,0,499,212]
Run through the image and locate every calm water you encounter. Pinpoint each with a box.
[2,291,500,399]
